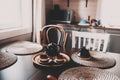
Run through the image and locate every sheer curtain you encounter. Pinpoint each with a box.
[0,0,32,40]
[0,0,21,29]
[32,0,46,43]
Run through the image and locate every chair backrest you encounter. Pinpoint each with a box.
[72,31,110,52]
[40,25,68,50]
[46,26,62,44]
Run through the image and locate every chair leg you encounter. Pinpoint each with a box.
[47,75,57,80]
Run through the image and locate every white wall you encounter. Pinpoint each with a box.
[97,0,120,27]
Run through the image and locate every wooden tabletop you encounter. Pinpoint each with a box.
[0,50,120,80]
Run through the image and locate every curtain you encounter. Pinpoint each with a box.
[32,0,46,43]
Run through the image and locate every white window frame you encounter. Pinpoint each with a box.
[0,0,32,40]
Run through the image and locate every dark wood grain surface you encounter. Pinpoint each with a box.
[0,50,120,80]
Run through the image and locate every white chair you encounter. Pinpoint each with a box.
[72,31,110,52]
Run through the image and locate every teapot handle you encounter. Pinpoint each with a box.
[57,44,61,53]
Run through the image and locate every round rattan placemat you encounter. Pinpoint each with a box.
[0,52,17,70]
[58,67,119,80]
[1,41,43,55]
[71,51,116,69]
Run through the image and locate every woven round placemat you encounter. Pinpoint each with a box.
[71,51,116,69]
[58,67,119,80]
[0,52,17,70]
[1,41,43,55]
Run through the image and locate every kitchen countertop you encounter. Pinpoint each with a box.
[57,24,120,31]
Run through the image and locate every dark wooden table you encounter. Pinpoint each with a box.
[0,49,120,80]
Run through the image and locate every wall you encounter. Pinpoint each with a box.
[53,0,98,22]
[45,0,53,13]
[45,0,53,24]
[97,0,120,27]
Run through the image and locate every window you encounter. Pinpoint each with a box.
[97,0,120,28]
[0,0,32,40]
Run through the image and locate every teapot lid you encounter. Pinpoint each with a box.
[47,42,57,47]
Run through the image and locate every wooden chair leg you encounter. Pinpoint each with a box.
[47,75,57,80]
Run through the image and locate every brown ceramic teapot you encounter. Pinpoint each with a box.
[78,47,91,58]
